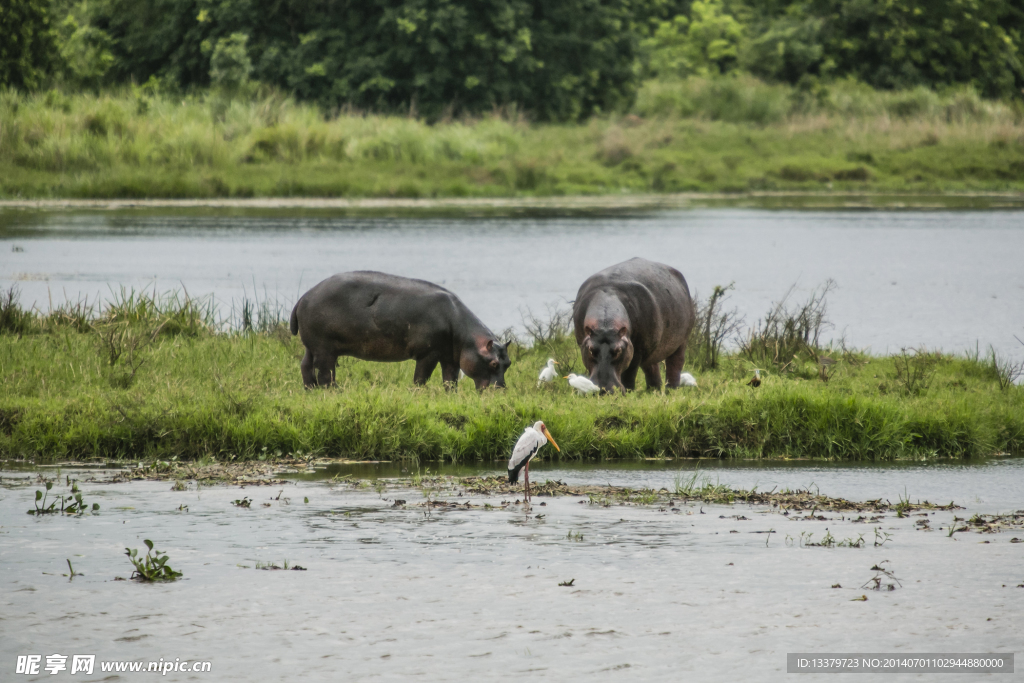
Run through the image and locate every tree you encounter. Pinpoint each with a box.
[0,0,58,89]
[810,0,1024,98]
[642,0,745,78]
[86,0,656,120]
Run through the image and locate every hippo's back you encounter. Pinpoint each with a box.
[291,271,463,359]
[578,258,690,302]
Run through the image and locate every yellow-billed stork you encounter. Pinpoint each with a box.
[508,421,560,501]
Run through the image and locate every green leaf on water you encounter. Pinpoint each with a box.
[304,497,309,503]
[144,539,154,551]
[45,482,53,491]
[35,490,42,501]
[92,503,100,511]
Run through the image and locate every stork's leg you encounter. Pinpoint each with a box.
[524,460,530,502]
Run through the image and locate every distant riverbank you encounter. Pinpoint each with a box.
[3,82,1023,202]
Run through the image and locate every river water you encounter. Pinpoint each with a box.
[1,463,1022,682]
[2,208,1023,360]
[2,207,1023,679]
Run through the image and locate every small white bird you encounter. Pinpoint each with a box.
[565,373,600,395]
[508,421,560,501]
[537,358,559,386]
[679,372,697,387]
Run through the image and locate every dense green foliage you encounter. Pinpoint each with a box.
[1,289,1021,463]
[66,0,671,120]
[0,0,58,90]
[1,83,1022,200]
[2,0,1022,120]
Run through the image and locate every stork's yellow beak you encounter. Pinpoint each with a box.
[541,426,560,452]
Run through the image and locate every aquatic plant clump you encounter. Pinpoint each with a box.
[125,540,182,582]
[26,480,100,515]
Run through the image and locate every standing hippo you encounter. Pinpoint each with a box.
[572,258,695,393]
[290,271,511,389]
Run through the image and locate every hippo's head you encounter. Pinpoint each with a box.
[462,338,512,390]
[581,325,634,394]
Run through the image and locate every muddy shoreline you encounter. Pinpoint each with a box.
[3,191,1024,213]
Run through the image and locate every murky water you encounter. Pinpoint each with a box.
[2,464,1021,681]
[2,208,1023,360]
[3,207,1022,678]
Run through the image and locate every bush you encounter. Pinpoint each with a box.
[0,0,59,90]
[635,75,793,123]
[88,0,656,121]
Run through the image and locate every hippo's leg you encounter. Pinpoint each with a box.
[440,362,460,390]
[300,347,317,387]
[621,364,640,392]
[413,358,439,385]
[641,361,663,391]
[310,349,338,387]
[665,344,686,389]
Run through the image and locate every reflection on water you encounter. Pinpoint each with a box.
[2,208,1023,359]
[1,464,1021,681]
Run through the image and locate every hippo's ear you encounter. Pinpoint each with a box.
[584,326,594,338]
[618,327,629,339]
[478,338,494,355]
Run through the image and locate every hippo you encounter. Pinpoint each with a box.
[572,258,695,393]
[290,271,511,389]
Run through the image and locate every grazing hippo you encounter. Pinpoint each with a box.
[572,258,695,393]
[290,271,511,389]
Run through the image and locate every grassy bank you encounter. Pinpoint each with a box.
[1,288,1021,464]
[2,77,1023,200]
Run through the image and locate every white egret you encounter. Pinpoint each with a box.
[565,373,600,395]
[537,359,559,387]
[679,372,697,387]
[747,369,762,388]
[508,421,560,501]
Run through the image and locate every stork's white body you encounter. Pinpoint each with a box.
[508,420,559,501]
[508,424,548,476]
[537,359,558,387]
[679,372,697,387]
[566,373,600,395]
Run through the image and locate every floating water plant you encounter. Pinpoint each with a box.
[125,540,182,582]
[254,560,306,571]
[862,561,901,592]
[27,481,99,515]
[231,496,252,508]
[63,559,81,579]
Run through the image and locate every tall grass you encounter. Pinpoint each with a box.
[0,286,1020,463]
[2,77,1023,200]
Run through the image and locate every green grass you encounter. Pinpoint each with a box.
[2,77,1023,200]
[1,289,1021,463]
